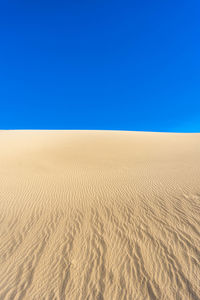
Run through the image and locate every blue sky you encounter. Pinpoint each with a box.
[0,0,200,131]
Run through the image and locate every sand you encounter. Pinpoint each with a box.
[0,130,200,300]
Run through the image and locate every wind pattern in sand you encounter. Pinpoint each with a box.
[0,131,200,299]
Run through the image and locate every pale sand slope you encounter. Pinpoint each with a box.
[0,131,200,300]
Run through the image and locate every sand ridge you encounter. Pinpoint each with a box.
[0,130,200,299]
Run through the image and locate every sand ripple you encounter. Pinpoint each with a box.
[0,130,200,299]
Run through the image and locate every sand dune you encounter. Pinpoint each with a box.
[0,130,200,300]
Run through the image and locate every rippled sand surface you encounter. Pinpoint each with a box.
[0,130,200,300]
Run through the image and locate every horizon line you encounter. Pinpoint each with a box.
[0,129,200,134]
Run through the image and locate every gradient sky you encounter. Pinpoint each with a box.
[0,0,200,131]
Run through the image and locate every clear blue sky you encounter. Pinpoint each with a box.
[0,0,200,131]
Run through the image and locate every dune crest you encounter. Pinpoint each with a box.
[0,130,200,299]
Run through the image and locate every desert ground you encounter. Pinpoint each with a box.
[0,130,200,300]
